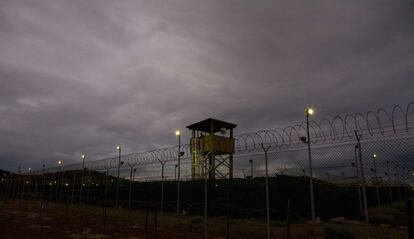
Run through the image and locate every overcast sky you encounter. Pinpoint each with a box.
[0,0,413,171]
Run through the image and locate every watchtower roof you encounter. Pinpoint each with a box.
[186,118,237,133]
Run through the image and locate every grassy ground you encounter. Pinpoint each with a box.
[0,199,409,238]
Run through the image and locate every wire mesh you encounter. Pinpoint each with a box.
[1,102,414,229]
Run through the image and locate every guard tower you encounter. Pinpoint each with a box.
[187,118,237,180]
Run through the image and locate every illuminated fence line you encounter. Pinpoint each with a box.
[109,136,414,186]
[35,102,414,174]
[55,134,412,193]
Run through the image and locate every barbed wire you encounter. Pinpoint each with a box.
[36,102,414,173]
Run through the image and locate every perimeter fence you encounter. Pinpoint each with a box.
[1,102,414,237]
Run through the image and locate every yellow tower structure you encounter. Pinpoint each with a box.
[187,118,237,180]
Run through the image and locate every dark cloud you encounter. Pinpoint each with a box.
[0,0,413,171]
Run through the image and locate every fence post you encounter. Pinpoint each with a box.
[396,164,403,200]
[129,166,133,210]
[21,176,25,201]
[59,171,65,203]
[0,177,3,196]
[55,173,59,202]
[39,169,46,218]
[3,176,9,203]
[154,205,158,239]
[261,143,271,239]
[49,175,54,201]
[103,168,109,234]
[34,175,38,201]
[354,145,363,218]
[145,205,149,238]
[249,159,253,179]
[157,159,165,220]
[386,161,393,204]
[226,172,231,239]
[71,172,76,206]
[204,154,210,239]
[160,163,164,218]
[86,170,91,204]
[41,164,46,204]
[407,199,413,239]
[14,175,19,201]
[355,131,370,238]
[12,176,17,200]
[127,165,134,232]
[286,198,291,239]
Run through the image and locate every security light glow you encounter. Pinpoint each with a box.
[116,145,121,150]
[306,108,315,116]
[175,130,180,136]
[58,160,62,165]
[81,154,85,159]
[373,154,377,158]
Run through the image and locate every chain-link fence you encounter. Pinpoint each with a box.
[1,102,413,238]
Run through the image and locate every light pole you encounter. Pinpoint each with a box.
[175,130,181,215]
[305,107,316,222]
[28,168,32,195]
[58,160,63,203]
[174,164,178,181]
[372,154,380,206]
[80,154,86,204]
[116,145,121,208]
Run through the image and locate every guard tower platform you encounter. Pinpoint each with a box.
[187,118,237,180]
